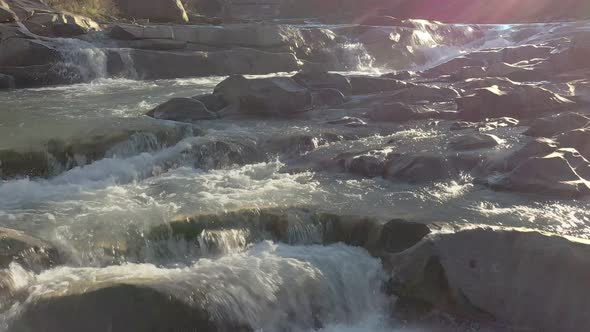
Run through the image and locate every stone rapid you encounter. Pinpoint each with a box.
[1,0,590,331]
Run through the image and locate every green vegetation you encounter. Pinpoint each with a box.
[45,0,119,19]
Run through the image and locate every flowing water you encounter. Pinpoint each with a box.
[1,20,590,331]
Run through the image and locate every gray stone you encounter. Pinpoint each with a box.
[213,75,312,116]
[457,84,573,120]
[147,98,219,122]
[292,71,352,95]
[556,128,590,160]
[9,284,217,332]
[448,133,502,151]
[0,227,60,272]
[116,0,189,23]
[0,73,14,89]
[385,227,590,332]
[488,149,590,198]
[525,112,590,138]
[0,38,61,67]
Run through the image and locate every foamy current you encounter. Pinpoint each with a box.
[1,19,590,331]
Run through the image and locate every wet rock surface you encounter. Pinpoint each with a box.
[3,4,590,332]
[0,227,61,271]
[384,226,590,332]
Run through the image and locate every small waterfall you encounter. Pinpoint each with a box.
[51,38,109,82]
[197,229,251,256]
[116,48,139,80]
[1,242,392,332]
[105,132,163,159]
[337,42,379,72]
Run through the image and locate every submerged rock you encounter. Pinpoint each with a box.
[448,133,502,151]
[213,75,312,116]
[0,227,61,272]
[0,124,192,179]
[193,93,229,112]
[148,207,429,258]
[384,153,482,183]
[384,226,590,332]
[338,149,483,183]
[185,139,265,170]
[147,98,219,122]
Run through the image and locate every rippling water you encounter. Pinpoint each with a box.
[1,19,590,331]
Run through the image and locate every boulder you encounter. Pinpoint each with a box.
[130,48,301,79]
[0,38,61,67]
[267,132,342,156]
[0,227,61,272]
[187,139,265,170]
[339,149,482,183]
[109,23,298,48]
[192,93,228,112]
[147,98,219,122]
[0,0,14,22]
[0,63,82,88]
[488,149,590,198]
[292,71,352,95]
[23,12,100,37]
[0,73,14,88]
[486,138,558,174]
[311,88,346,107]
[9,284,217,332]
[556,128,590,160]
[448,133,502,151]
[384,153,482,183]
[384,227,590,332]
[342,149,391,178]
[116,0,189,23]
[348,76,409,95]
[525,112,590,138]
[457,84,573,121]
[377,219,431,254]
[213,75,312,116]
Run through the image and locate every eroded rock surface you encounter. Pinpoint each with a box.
[384,227,590,332]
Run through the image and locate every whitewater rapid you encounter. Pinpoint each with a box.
[2,19,590,331]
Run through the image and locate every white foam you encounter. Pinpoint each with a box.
[1,242,389,331]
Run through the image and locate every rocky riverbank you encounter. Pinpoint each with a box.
[1,0,590,331]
